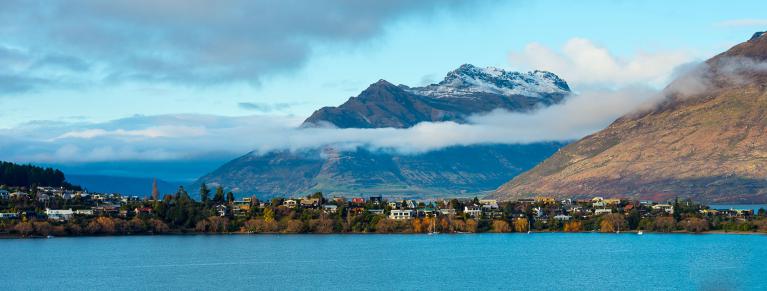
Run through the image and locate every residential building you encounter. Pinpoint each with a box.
[439,208,456,216]
[46,208,74,221]
[300,198,320,208]
[351,197,365,204]
[0,190,9,199]
[283,199,297,208]
[0,212,18,219]
[464,205,482,218]
[652,204,674,214]
[368,209,385,215]
[322,205,338,214]
[594,208,612,215]
[554,214,572,221]
[369,195,383,205]
[215,204,228,216]
[75,209,94,216]
[389,209,414,220]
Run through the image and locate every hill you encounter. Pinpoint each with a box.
[492,32,767,203]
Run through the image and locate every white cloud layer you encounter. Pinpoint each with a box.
[509,38,694,88]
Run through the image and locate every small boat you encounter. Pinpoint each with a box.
[46,235,54,239]
[637,231,643,235]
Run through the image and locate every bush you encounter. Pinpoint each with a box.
[491,220,511,233]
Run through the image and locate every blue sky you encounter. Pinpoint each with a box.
[1,0,766,180]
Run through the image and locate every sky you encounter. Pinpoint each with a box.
[2,0,767,181]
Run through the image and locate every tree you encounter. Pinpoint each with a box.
[513,218,529,232]
[151,178,159,201]
[599,214,626,232]
[491,220,511,232]
[226,191,235,203]
[213,186,225,204]
[199,183,210,205]
[680,217,709,233]
[563,220,583,232]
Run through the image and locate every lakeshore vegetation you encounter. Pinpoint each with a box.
[2,181,767,238]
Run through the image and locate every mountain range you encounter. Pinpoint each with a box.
[195,64,571,199]
[492,32,767,203]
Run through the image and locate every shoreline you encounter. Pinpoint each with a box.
[3,229,765,239]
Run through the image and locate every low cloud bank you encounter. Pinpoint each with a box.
[0,86,661,163]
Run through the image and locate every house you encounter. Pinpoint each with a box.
[554,214,572,221]
[333,197,346,205]
[652,204,674,214]
[464,205,482,217]
[233,198,252,212]
[594,208,612,215]
[604,198,622,205]
[75,209,94,216]
[404,200,418,209]
[37,193,51,202]
[439,208,456,216]
[0,190,9,199]
[0,212,18,219]
[46,208,74,221]
[134,207,153,217]
[389,209,414,220]
[351,197,365,204]
[517,198,536,204]
[369,195,383,205]
[322,205,338,214]
[8,191,29,199]
[283,199,297,208]
[388,201,401,209]
[418,208,436,217]
[368,209,385,215]
[623,204,635,213]
[92,205,119,216]
[535,197,556,204]
[215,204,228,216]
[300,198,320,208]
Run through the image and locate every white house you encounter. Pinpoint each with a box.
[0,212,18,219]
[464,205,482,218]
[554,214,572,221]
[46,208,74,221]
[322,204,338,214]
[283,199,297,208]
[75,209,94,216]
[652,204,674,214]
[389,209,414,220]
[594,208,613,215]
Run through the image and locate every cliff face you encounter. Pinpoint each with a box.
[492,33,767,203]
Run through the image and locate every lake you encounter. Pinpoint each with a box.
[709,204,767,212]
[2,233,765,290]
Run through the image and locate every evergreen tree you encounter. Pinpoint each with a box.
[199,183,210,206]
[226,191,235,203]
[213,186,225,204]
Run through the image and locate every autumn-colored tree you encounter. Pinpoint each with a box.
[263,207,275,223]
[148,219,170,233]
[599,214,626,232]
[439,217,450,232]
[451,219,466,233]
[654,216,677,232]
[563,220,583,232]
[128,217,146,233]
[680,217,709,233]
[491,220,511,233]
[513,218,529,232]
[14,222,33,236]
[466,219,478,233]
[283,219,305,233]
[32,221,51,236]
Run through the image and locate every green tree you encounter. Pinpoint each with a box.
[213,186,225,204]
[199,183,210,206]
[226,191,235,203]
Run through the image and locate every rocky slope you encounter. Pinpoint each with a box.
[492,32,767,203]
[195,65,571,199]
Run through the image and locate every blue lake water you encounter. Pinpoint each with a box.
[709,204,767,212]
[2,233,766,290]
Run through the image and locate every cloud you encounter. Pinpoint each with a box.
[238,102,297,112]
[0,84,660,163]
[0,0,480,95]
[715,19,767,27]
[509,38,695,88]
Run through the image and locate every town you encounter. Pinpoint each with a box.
[0,183,766,237]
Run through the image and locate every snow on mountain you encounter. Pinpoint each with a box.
[405,64,570,98]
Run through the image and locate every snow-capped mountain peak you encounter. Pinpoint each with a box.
[406,64,570,98]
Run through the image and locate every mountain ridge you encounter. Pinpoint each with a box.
[492,32,767,203]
